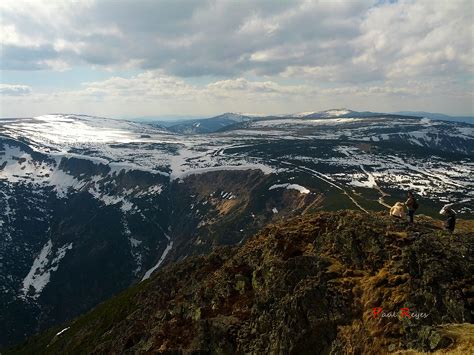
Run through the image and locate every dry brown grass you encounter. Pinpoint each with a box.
[395,324,474,354]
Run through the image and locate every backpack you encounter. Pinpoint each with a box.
[412,199,419,210]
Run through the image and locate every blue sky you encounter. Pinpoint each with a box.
[1,0,473,118]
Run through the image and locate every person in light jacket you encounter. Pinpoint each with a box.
[390,202,406,219]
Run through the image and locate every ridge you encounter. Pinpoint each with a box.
[7,211,473,354]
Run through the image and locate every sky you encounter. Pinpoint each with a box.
[0,0,473,118]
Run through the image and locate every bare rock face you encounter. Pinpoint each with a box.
[6,211,474,354]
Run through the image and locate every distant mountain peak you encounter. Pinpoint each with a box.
[212,112,251,120]
[212,112,265,119]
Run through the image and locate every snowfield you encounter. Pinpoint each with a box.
[1,113,472,209]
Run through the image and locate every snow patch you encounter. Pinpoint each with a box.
[176,164,274,180]
[20,240,73,299]
[141,241,174,281]
[55,327,70,336]
[269,183,310,194]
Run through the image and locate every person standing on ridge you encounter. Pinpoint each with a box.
[405,191,418,223]
[440,204,456,233]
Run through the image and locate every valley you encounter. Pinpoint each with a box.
[0,110,473,348]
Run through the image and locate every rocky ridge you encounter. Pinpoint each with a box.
[7,211,474,354]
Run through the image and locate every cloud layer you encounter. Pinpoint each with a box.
[1,0,473,116]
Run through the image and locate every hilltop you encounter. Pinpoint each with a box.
[7,211,473,354]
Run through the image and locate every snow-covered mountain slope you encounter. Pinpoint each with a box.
[229,114,474,154]
[1,114,275,178]
[1,111,473,348]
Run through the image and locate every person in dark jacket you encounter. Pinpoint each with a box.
[440,205,456,233]
[405,191,418,223]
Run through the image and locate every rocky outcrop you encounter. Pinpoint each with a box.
[6,211,474,354]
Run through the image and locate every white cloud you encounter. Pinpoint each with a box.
[353,0,473,80]
[69,73,313,106]
[0,0,371,74]
[1,70,472,118]
[0,0,472,116]
[2,0,471,82]
[0,84,32,96]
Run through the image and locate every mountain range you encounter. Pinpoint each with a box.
[0,109,473,349]
[393,111,474,124]
[136,109,473,134]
